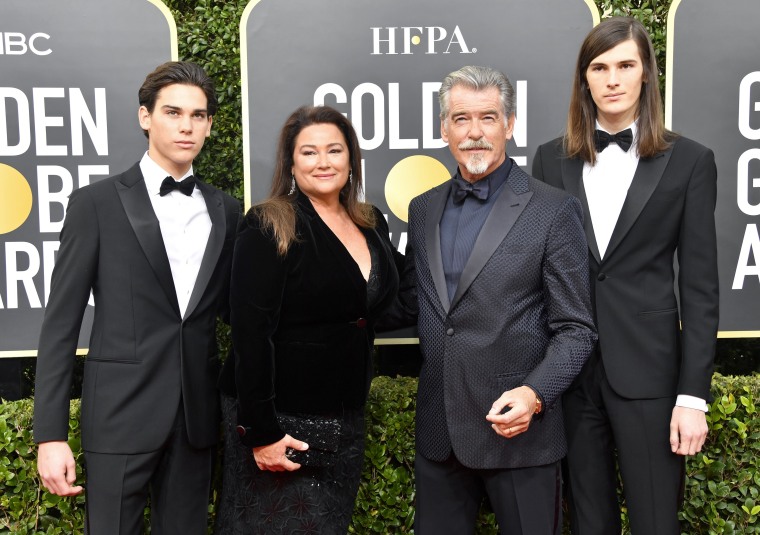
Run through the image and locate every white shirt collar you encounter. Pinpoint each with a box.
[139,152,194,196]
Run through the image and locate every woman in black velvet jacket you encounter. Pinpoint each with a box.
[215,105,399,534]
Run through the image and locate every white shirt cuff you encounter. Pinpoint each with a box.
[676,395,708,412]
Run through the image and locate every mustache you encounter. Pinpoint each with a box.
[458,138,493,151]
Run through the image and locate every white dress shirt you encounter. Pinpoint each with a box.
[583,121,639,259]
[583,123,707,412]
[140,152,212,318]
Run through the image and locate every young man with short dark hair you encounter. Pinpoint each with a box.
[35,61,240,534]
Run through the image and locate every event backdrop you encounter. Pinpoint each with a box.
[0,0,176,356]
[241,0,599,340]
[668,0,760,337]
[2,0,758,356]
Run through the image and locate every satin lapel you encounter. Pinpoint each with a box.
[604,148,672,260]
[184,182,226,319]
[450,182,532,310]
[561,156,601,264]
[115,165,180,316]
[424,183,451,313]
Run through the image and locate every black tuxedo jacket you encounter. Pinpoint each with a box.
[532,137,719,400]
[400,161,596,469]
[34,163,241,453]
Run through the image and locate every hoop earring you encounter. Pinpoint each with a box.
[289,175,296,195]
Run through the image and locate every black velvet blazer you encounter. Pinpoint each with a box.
[219,194,399,447]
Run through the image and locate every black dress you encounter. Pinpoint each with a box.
[215,197,397,535]
[214,398,367,535]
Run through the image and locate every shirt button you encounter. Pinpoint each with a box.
[446,328,454,336]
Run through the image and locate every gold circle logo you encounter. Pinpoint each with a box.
[384,155,450,223]
[0,163,33,234]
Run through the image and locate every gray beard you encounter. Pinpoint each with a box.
[464,153,489,176]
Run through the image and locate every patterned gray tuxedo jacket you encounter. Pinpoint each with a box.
[399,160,597,469]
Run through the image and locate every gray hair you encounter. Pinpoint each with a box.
[438,65,515,125]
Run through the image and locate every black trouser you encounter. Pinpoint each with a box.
[414,452,562,535]
[563,355,684,535]
[83,402,215,535]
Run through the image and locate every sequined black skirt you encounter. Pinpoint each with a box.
[214,395,365,535]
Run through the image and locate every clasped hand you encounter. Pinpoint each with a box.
[486,385,537,439]
[252,434,309,472]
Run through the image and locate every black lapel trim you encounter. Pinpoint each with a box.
[116,164,180,316]
[450,167,532,309]
[424,182,452,313]
[604,148,673,260]
[184,181,226,319]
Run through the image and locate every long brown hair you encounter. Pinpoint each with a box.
[564,17,675,164]
[256,105,375,255]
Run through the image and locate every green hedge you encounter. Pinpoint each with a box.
[3,0,757,533]
[1,374,758,534]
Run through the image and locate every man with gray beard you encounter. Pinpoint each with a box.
[388,65,596,534]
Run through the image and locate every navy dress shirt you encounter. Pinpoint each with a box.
[440,158,512,301]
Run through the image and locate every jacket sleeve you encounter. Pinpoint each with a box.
[676,146,719,399]
[522,195,597,409]
[230,211,288,448]
[34,187,99,443]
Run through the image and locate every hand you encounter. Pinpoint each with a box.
[252,434,309,472]
[486,386,538,439]
[670,406,708,456]
[37,441,83,496]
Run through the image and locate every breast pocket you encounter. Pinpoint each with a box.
[496,370,528,395]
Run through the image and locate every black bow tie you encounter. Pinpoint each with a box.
[594,128,633,153]
[159,175,195,196]
[451,178,489,203]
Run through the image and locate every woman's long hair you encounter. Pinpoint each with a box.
[564,17,675,165]
[256,105,375,255]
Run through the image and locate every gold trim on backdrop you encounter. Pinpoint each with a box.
[719,331,760,339]
[664,0,683,129]
[145,0,179,61]
[584,0,602,25]
[5,330,758,355]
[374,338,420,346]
[374,330,760,344]
[0,349,89,359]
[240,0,266,211]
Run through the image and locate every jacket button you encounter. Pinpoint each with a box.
[236,425,247,437]
[597,273,607,281]
[446,328,454,336]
